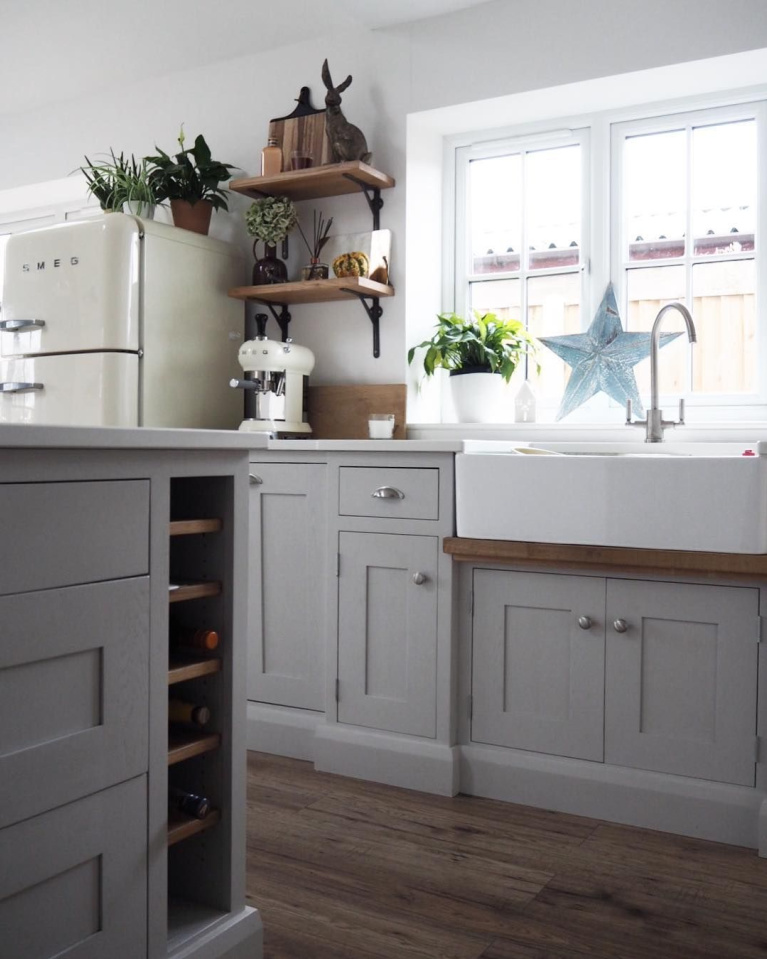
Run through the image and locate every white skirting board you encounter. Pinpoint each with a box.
[314,724,460,796]
[246,707,767,851]
[462,743,765,851]
[246,702,323,762]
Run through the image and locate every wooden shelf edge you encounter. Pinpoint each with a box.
[228,276,394,305]
[169,518,222,537]
[169,582,222,604]
[168,731,221,765]
[168,656,222,685]
[443,536,767,580]
[167,808,221,847]
[229,161,395,201]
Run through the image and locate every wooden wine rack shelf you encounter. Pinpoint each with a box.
[168,656,222,685]
[169,518,223,537]
[167,808,221,847]
[169,582,222,604]
[168,730,221,766]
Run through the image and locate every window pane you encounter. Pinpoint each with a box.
[527,273,581,396]
[691,260,756,393]
[625,130,686,261]
[527,145,581,270]
[469,155,521,274]
[626,266,687,394]
[470,278,521,317]
[692,120,756,256]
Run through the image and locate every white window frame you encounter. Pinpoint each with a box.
[450,92,767,422]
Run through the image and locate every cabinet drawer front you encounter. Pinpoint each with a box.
[605,579,758,786]
[0,775,147,959]
[339,467,439,520]
[0,578,150,827]
[0,479,149,595]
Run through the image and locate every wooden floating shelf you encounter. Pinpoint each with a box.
[168,730,221,766]
[169,582,222,604]
[167,808,221,847]
[168,656,222,686]
[229,276,393,306]
[229,161,395,202]
[169,518,223,537]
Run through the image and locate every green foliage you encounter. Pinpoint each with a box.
[80,150,151,211]
[407,310,539,383]
[146,127,235,210]
[244,196,298,247]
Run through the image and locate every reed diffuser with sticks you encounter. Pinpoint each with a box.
[297,210,334,280]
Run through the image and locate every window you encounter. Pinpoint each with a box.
[453,98,765,420]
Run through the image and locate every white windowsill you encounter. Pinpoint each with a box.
[407,421,767,444]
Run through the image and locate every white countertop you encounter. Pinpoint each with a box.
[0,424,462,453]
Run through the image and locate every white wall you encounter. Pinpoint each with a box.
[2,0,767,386]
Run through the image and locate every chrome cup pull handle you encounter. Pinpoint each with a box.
[0,382,43,393]
[372,486,405,500]
[249,473,263,485]
[0,319,45,332]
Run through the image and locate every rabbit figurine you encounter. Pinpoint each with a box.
[321,59,372,165]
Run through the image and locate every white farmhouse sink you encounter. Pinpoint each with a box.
[456,440,767,553]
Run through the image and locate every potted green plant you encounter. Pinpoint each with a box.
[244,195,298,284]
[408,310,539,422]
[147,127,235,234]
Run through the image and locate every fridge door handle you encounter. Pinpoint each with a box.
[0,382,44,393]
[0,319,45,332]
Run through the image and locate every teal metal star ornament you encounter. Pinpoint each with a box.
[539,284,680,421]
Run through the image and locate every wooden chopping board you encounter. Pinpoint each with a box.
[307,384,406,439]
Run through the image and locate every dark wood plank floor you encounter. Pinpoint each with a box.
[246,753,767,959]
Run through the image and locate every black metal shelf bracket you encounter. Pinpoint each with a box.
[341,289,383,357]
[342,174,384,230]
[263,303,292,341]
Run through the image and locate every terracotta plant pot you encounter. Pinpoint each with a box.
[170,199,213,235]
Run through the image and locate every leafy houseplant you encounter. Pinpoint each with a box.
[80,151,158,217]
[244,196,298,284]
[146,127,235,234]
[408,310,539,423]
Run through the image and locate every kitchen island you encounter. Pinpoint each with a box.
[0,424,263,959]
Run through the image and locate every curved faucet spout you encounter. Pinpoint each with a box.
[649,303,697,416]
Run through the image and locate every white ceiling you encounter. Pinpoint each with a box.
[0,0,490,116]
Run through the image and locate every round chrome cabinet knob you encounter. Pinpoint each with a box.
[412,572,427,586]
[613,618,629,633]
[577,616,592,630]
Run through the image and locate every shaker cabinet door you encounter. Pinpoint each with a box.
[338,532,438,737]
[472,569,605,762]
[247,463,328,711]
[605,578,758,786]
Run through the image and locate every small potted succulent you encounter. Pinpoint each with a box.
[244,195,298,284]
[147,127,235,234]
[80,150,156,216]
[408,310,539,422]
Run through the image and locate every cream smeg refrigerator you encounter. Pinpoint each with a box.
[0,214,245,428]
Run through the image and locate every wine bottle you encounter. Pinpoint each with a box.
[169,787,210,820]
[168,698,211,727]
[170,624,219,651]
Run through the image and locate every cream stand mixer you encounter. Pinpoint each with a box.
[230,313,315,435]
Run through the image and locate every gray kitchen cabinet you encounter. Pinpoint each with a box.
[0,443,261,959]
[471,569,605,761]
[605,578,758,786]
[337,531,439,737]
[471,568,759,787]
[247,461,327,711]
[0,775,147,959]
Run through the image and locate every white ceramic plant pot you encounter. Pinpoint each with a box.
[122,201,156,220]
[449,369,511,423]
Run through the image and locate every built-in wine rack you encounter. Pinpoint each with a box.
[166,513,223,848]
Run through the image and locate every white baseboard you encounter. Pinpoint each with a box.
[246,702,322,761]
[462,743,764,849]
[315,723,460,796]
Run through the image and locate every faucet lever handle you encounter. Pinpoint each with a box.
[625,399,633,424]
[678,397,685,425]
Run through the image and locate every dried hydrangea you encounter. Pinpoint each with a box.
[244,196,298,246]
